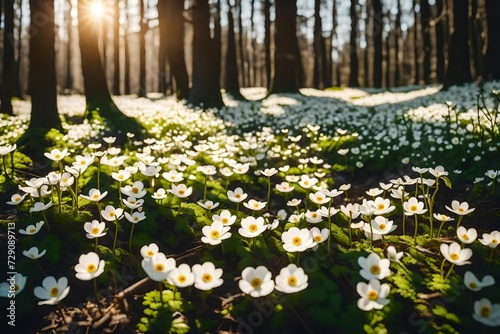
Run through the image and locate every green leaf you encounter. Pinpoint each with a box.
[441,176,452,189]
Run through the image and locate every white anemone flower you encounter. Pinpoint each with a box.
[141,252,176,282]
[19,221,45,235]
[168,183,193,198]
[243,199,267,211]
[367,197,395,215]
[6,193,28,205]
[0,273,27,297]
[162,170,184,183]
[456,226,477,244]
[358,252,391,280]
[386,246,404,263]
[275,264,308,293]
[357,278,390,311]
[363,216,397,236]
[464,271,495,291]
[227,187,248,203]
[80,188,108,202]
[192,262,224,291]
[276,182,294,193]
[212,209,236,226]
[472,298,500,327]
[30,201,53,212]
[111,170,131,182]
[84,220,106,239]
[403,197,427,216]
[44,148,68,162]
[281,227,315,252]
[440,242,473,265]
[340,203,361,219]
[167,264,195,288]
[239,266,274,297]
[124,211,146,224]
[478,231,500,248]
[74,252,105,281]
[34,276,70,305]
[445,200,475,216]
[22,246,46,260]
[197,200,220,211]
[122,197,144,210]
[259,168,278,177]
[101,205,124,221]
[140,243,159,259]
[121,181,147,198]
[238,217,267,238]
[152,188,167,200]
[201,221,232,245]
[308,191,330,205]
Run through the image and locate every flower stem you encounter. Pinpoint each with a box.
[112,219,119,252]
[129,224,135,254]
[440,258,447,279]
[413,215,419,245]
[93,278,100,303]
[266,177,271,212]
[456,215,464,230]
[41,210,52,233]
[444,263,455,281]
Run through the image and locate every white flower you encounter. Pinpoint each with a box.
[44,148,68,162]
[84,220,106,239]
[358,252,391,280]
[22,247,46,260]
[310,227,329,245]
[403,197,427,215]
[30,201,53,212]
[19,221,45,235]
[212,209,236,226]
[243,199,267,211]
[111,170,131,182]
[141,252,176,282]
[386,246,403,263]
[429,165,448,178]
[121,181,147,198]
[308,191,330,205]
[357,278,390,311]
[34,276,70,305]
[464,271,495,292]
[0,273,27,297]
[152,188,167,200]
[281,227,315,252]
[298,175,318,189]
[367,197,395,215]
[168,183,192,198]
[275,264,308,293]
[198,200,220,211]
[162,170,184,183]
[478,231,500,248]
[445,200,475,216]
[472,298,500,327]
[101,205,124,221]
[167,264,195,288]
[304,209,323,224]
[259,168,278,177]
[74,252,105,281]
[232,163,250,174]
[440,242,473,265]
[363,216,397,236]
[433,213,455,222]
[192,262,224,291]
[80,188,108,202]
[456,226,477,244]
[276,182,294,193]
[139,164,161,177]
[140,243,159,259]
[238,217,267,238]
[0,144,16,155]
[239,266,274,297]
[201,221,232,245]
[124,211,146,224]
[122,197,144,210]
[197,165,217,176]
[340,203,360,219]
[227,187,248,203]
[6,193,28,205]
[366,188,383,197]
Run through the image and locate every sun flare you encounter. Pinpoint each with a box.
[89,1,105,19]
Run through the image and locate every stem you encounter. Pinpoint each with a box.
[266,177,271,212]
[440,258,447,279]
[368,215,374,249]
[348,213,353,246]
[413,215,419,245]
[10,151,15,179]
[94,238,98,253]
[97,202,103,222]
[112,218,119,252]
[444,263,455,281]
[177,199,182,215]
[203,176,207,202]
[437,220,446,238]
[456,216,464,230]
[129,224,136,254]
[93,278,100,303]
[41,210,52,232]
[97,161,101,190]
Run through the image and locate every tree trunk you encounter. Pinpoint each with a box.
[332,0,340,86]
[12,0,23,98]
[101,2,107,72]
[214,0,222,85]
[188,0,224,108]
[413,0,420,84]
[163,0,190,100]
[385,15,391,88]
[263,0,271,89]
[28,0,60,130]
[138,0,147,97]
[0,0,15,115]
[394,0,402,86]
[469,0,484,80]
[64,0,73,92]
[435,0,445,82]
[420,0,432,83]
[443,0,472,88]
[484,0,500,80]
[372,0,382,88]
[157,0,168,94]
[113,0,120,95]
[225,1,245,99]
[313,0,325,89]
[364,0,371,87]
[269,0,300,93]
[237,0,246,87]
[349,0,359,87]
[124,0,131,94]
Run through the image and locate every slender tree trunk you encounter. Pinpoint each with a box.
[313,0,324,89]
[269,0,300,93]
[394,0,401,86]
[249,0,255,86]
[263,0,271,89]
[225,1,245,99]
[12,0,23,98]
[364,0,371,87]
[0,0,15,115]
[469,0,484,80]
[113,0,120,95]
[237,0,246,87]
[372,0,382,87]
[101,2,107,72]
[124,0,131,94]
[138,0,147,97]
[332,0,340,86]
[420,0,431,83]
[386,15,391,88]
[435,0,445,82]
[157,0,168,93]
[163,0,190,100]
[413,0,420,84]
[443,0,472,88]
[188,0,224,108]
[28,0,60,130]
[64,0,73,92]
[214,0,221,83]
[484,0,500,80]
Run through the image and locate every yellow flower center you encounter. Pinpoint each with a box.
[29,228,36,233]
[235,194,241,199]
[80,160,86,165]
[91,227,100,234]
[492,239,498,245]
[480,306,491,317]
[147,250,154,257]
[287,276,298,286]
[132,188,139,194]
[292,237,302,246]
[62,178,68,183]
[367,290,378,301]
[469,282,477,289]
[14,285,19,292]
[370,265,381,275]
[109,212,115,217]
[311,213,318,218]
[250,278,262,288]
[316,195,324,201]
[458,208,465,213]
[202,273,212,283]
[249,224,258,233]
[54,154,61,159]
[377,204,385,210]
[14,196,20,201]
[179,190,185,195]
[379,224,386,230]
[177,275,187,283]
[221,218,229,224]
[50,287,59,297]
[155,264,165,272]
[253,203,260,208]
[87,264,97,273]
[462,234,469,240]
[92,194,100,199]
[313,235,322,242]
[410,205,417,211]
[210,230,220,239]
[450,253,459,261]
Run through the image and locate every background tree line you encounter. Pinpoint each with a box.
[0,0,499,132]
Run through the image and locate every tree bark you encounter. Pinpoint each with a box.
[443,0,472,89]
[394,0,402,86]
[349,0,359,87]
[163,0,190,100]
[28,0,60,130]
[435,0,445,82]
[237,0,246,87]
[138,0,147,97]
[225,1,245,99]
[364,0,371,87]
[372,0,382,88]
[188,0,224,108]
[113,0,121,95]
[413,0,420,84]
[0,0,15,115]
[385,15,391,88]
[420,0,432,83]
[269,0,300,93]
[263,0,271,89]
[484,0,500,80]
[313,0,326,89]
[124,0,131,94]
[64,0,73,92]
[157,0,168,94]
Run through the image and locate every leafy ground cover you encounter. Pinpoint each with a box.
[1,82,500,333]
